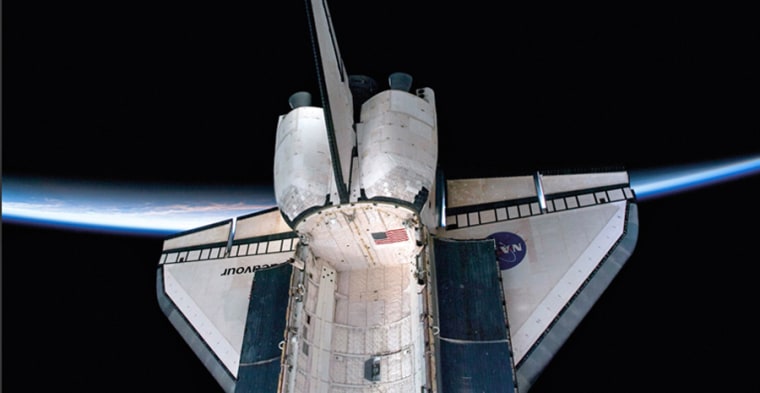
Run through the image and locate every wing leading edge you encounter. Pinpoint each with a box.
[436,170,639,391]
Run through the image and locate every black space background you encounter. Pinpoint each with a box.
[3,1,759,392]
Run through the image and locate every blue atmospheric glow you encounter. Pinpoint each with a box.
[1,214,179,237]
[3,155,759,235]
[629,155,760,201]
[1,177,277,236]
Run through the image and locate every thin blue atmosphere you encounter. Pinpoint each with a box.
[629,154,760,201]
[3,154,759,235]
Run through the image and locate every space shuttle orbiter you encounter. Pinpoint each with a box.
[155,1,639,392]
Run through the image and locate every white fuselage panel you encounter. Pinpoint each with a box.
[285,202,428,392]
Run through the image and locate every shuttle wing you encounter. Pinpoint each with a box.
[436,170,639,391]
[156,207,299,392]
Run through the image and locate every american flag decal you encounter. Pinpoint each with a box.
[371,228,409,245]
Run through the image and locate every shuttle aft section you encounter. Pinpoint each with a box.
[155,1,639,392]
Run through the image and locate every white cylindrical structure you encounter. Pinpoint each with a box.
[357,88,438,207]
[273,106,333,224]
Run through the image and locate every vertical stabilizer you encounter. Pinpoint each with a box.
[305,0,354,204]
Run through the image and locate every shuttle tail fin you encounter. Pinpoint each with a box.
[305,0,354,204]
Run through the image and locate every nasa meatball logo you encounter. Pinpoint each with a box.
[488,232,527,270]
